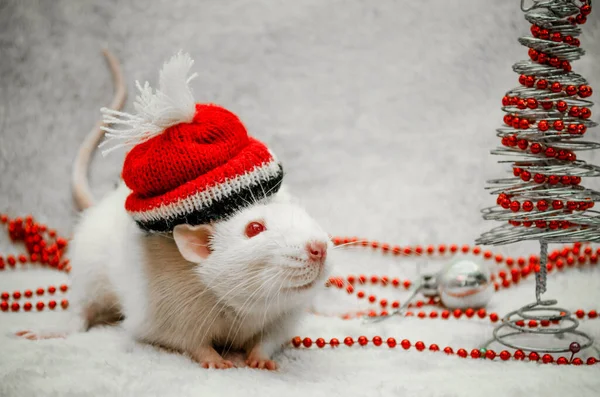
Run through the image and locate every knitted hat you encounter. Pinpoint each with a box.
[100,52,284,232]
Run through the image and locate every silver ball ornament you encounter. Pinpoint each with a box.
[363,258,495,324]
[437,259,494,309]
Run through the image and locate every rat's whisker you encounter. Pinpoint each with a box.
[257,179,267,202]
[254,270,279,351]
[264,179,282,198]
[259,268,287,344]
[196,271,274,347]
[161,271,264,329]
[330,241,428,259]
[222,270,282,355]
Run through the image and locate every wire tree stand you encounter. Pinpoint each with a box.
[477,0,598,356]
[480,241,596,355]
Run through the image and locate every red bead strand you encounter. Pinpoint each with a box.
[0,214,70,310]
[290,335,599,366]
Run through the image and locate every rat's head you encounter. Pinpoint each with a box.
[173,198,332,313]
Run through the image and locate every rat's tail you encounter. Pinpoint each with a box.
[71,49,127,211]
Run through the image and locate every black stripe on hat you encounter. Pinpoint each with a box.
[135,165,284,233]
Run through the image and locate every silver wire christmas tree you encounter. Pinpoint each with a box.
[476,0,598,355]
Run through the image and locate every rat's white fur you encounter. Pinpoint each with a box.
[66,183,145,333]
[25,182,332,368]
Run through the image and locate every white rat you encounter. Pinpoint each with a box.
[16,50,332,371]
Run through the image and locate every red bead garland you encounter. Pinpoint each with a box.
[291,334,598,366]
[296,237,600,366]
[326,239,599,311]
[0,214,70,311]
[1,215,71,272]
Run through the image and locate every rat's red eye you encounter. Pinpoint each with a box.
[245,221,266,238]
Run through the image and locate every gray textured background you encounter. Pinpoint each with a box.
[1,1,600,396]
[1,0,599,246]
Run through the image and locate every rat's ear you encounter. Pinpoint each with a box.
[173,224,214,263]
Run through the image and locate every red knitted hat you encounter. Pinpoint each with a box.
[100,52,283,232]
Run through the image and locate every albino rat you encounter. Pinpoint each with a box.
[17,50,333,371]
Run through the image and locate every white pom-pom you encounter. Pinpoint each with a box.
[99,51,198,155]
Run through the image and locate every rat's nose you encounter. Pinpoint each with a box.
[307,241,327,262]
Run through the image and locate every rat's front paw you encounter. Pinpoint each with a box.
[245,355,278,370]
[191,345,234,369]
[200,359,235,369]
